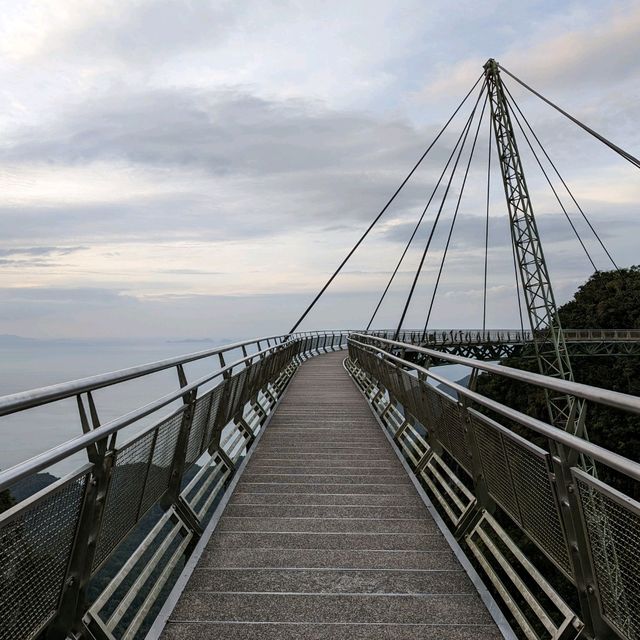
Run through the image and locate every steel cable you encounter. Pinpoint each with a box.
[499,63,640,170]
[394,82,487,340]
[287,74,484,335]
[424,94,489,334]
[503,82,619,270]
[503,91,599,272]
[366,90,484,330]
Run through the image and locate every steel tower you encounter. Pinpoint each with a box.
[484,59,581,433]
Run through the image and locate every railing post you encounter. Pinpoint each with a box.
[456,369,494,535]
[162,364,197,509]
[549,447,612,639]
[48,395,114,639]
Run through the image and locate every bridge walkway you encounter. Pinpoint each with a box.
[160,351,503,639]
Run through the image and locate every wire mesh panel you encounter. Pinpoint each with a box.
[139,412,183,515]
[228,367,249,418]
[0,469,89,640]
[470,410,572,579]
[185,392,213,468]
[469,410,520,522]
[93,428,156,571]
[201,384,225,455]
[573,469,640,640]
[217,375,235,427]
[408,374,430,421]
[387,366,404,405]
[394,369,412,411]
[438,392,472,475]
[400,371,425,420]
[423,385,441,433]
[423,386,472,475]
[504,436,572,579]
[242,361,258,399]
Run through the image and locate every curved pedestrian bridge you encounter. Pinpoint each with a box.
[1,332,639,640]
[161,352,504,639]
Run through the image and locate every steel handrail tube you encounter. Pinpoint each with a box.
[351,333,640,415]
[347,334,640,639]
[348,336,640,482]
[0,338,304,492]
[0,334,295,416]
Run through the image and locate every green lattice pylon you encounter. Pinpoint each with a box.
[484,58,582,433]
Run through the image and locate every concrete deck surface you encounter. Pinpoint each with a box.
[161,351,502,639]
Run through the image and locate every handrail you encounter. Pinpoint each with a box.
[0,333,289,416]
[347,334,640,640]
[0,340,285,491]
[0,330,366,417]
[349,335,640,482]
[0,330,351,640]
[371,328,640,343]
[351,333,640,415]
[1,328,636,418]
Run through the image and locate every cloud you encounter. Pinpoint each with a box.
[0,1,242,63]
[0,1,635,339]
[2,87,428,176]
[0,84,472,249]
[0,245,86,257]
[419,2,640,98]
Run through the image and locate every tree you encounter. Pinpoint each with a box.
[558,266,640,330]
[476,267,640,494]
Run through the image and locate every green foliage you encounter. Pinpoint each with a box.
[558,266,640,330]
[476,267,640,485]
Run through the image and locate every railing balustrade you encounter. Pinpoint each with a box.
[346,333,640,640]
[0,331,349,640]
[2,328,639,640]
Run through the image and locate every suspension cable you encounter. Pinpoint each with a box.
[503,91,598,272]
[483,113,491,332]
[498,64,640,171]
[366,95,482,330]
[424,94,489,334]
[503,83,619,270]
[394,82,487,340]
[510,220,526,335]
[287,74,484,335]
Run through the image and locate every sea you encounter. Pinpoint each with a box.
[0,337,470,481]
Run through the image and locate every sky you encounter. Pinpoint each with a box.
[0,0,638,340]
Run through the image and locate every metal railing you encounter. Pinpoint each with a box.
[2,327,639,640]
[370,328,640,345]
[346,333,640,640]
[0,331,350,640]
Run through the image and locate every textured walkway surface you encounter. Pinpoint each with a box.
[161,351,503,639]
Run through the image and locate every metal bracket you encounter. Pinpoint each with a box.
[216,446,236,473]
[173,497,204,541]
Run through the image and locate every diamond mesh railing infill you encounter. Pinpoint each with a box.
[347,333,640,640]
[0,469,89,640]
[0,331,349,640]
[573,469,640,640]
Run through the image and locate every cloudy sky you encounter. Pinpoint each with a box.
[0,0,638,340]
